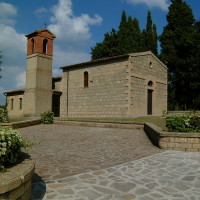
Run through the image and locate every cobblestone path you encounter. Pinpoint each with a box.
[18,125,200,200]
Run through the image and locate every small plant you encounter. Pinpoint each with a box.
[0,108,10,123]
[166,113,200,132]
[0,128,33,171]
[41,111,54,124]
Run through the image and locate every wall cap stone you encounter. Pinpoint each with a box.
[0,158,34,194]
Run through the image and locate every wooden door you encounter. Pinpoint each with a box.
[147,90,153,115]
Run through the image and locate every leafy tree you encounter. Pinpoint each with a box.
[160,0,196,110]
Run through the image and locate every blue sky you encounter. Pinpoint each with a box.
[0,0,200,105]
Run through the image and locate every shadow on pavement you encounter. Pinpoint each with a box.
[31,173,46,200]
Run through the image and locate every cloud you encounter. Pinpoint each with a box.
[16,71,26,88]
[0,2,18,25]
[125,0,170,11]
[35,7,48,18]
[35,7,48,15]
[48,0,103,49]
[0,24,26,66]
[0,2,26,105]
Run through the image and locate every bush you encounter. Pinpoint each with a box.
[41,111,54,124]
[0,128,31,171]
[0,108,9,123]
[166,113,200,132]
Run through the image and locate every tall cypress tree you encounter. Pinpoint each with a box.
[143,11,158,55]
[145,11,154,51]
[190,21,200,109]
[91,10,158,60]
[160,0,196,110]
[152,24,158,55]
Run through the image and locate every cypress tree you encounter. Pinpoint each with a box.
[152,24,158,55]
[91,10,158,60]
[145,11,154,51]
[160,0,196,110]
[144,11,158,55]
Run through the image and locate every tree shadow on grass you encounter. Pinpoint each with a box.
[31,173,46,200]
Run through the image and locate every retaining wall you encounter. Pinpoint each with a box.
[54,119,143,129]
[0,119,41,129]
[0,159,34,200]
[144,122,200,152]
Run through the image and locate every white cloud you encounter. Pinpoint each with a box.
[53,46,91,67]
[125,0,170,11]
[0,24,26,66]
[16,71,26,88]
[35,7,48,15]
[48,0,103,49]
[0,2,26,104]
[0,2,18,25]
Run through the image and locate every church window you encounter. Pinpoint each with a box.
[19,98,22,110]
[43,39,48,54]
[31,39,35,53]
[84,71,89,87]
[11,99,14,110]
[148,81,153,87]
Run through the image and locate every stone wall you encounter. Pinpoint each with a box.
[129,53,167,116]
[61,59,129,118]
[6,94,24,118]
[144,122,200,152]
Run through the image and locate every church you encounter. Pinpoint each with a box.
[5,29,168,118]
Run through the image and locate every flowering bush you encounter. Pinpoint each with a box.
[0,128,31,171]
[0,108,9,123]
[41,111,54,124]
[166,113,200,132]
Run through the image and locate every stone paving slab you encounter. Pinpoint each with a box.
[18,125,200,199]
[41,151,200,200]
[19,125,161,181]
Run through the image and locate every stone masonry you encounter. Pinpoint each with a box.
[5,29,167,118]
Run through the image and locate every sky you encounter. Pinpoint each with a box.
[0,0,200,105]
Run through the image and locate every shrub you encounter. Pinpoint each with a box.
[41,111,54,124]
[0,108,10,123]
[166,113,200,132]
[0,128,32,171]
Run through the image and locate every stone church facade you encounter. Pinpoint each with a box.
[5,29,168,118]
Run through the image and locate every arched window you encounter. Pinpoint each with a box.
[84,71,89,87]
[31,39,35,53]
[148,81,153,87]
[43,39,48,54]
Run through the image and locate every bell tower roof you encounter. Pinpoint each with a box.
[26,28,56,56]
[25,28,56,39]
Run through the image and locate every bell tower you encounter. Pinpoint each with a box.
[24,29,56,116]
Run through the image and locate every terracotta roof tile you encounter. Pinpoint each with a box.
[4,89,25,94]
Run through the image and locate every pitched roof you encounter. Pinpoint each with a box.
[60,54,129,70]
[60,51,167,70]
[4,89,25,95]
[25,28,56,38]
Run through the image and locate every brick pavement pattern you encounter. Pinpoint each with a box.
[19,125,161,182]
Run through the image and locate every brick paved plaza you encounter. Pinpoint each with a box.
[19,125,200,200]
